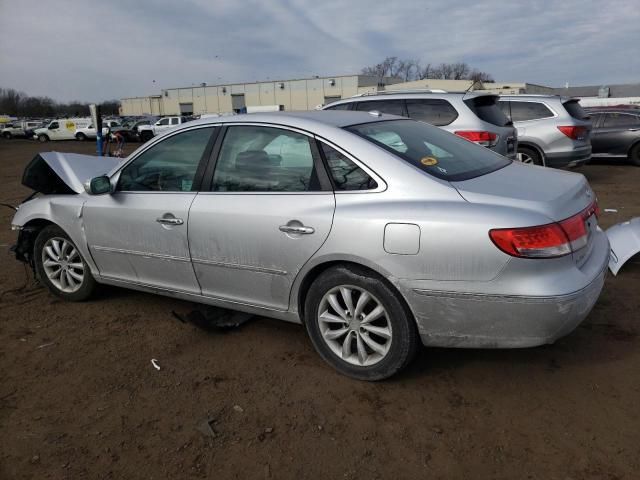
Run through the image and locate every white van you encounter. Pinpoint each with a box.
[33,118,91,142]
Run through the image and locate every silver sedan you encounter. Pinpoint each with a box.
[11,111,609,380]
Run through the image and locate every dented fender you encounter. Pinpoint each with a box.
[606,217,640,276]
[11,195,98,275]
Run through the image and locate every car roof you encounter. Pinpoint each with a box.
[324,91,495,104]
[183,110,400,130]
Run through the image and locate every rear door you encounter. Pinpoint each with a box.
[83,125,217,292]
[188,124,335,311]
[592,112,640,155]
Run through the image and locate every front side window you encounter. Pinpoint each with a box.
[509,101,554,122]
[49,122,59,129]
[406,99,458,126]
[603,113,640,128]
[355,100,405,116]
[212,126,320,192]
[347,119,510,182]
[157,118,170,126]
[118,127,214,192]
[320,143,377,191]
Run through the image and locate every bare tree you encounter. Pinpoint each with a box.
[361,58,495,84]
[0,87,121,118]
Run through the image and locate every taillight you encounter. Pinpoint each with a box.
[454,130,498,147]
[557,125,587,140]
[489,200,598,258]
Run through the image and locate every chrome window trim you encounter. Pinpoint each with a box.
[313,135,387,194]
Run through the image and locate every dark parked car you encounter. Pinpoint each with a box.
[588,109,640,166]
[111,117,158,142]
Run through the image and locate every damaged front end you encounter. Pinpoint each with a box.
[10,151,121,267]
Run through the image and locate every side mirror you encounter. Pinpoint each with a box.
[87,176,112,195]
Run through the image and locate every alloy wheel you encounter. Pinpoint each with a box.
[517,151,533,164]
[317,285,392,367]
[42,237,85,293]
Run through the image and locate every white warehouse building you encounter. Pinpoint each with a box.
[120,74,404,116]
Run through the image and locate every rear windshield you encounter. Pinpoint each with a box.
[563,100,589,120]
[464,96,511,127]
[346,119,511,182]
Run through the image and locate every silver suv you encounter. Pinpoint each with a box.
[323,91,517,158]
[498,95,592,167]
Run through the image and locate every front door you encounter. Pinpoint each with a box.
[188,125,335,310]
[83,125,217,293]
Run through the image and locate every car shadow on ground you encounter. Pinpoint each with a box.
[84,262,639,383]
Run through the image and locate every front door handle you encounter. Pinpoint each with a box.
[279,225,314,235]
[156,217,184,225]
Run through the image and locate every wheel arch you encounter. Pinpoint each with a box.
[294,258,417,329]
[517,141,546,165]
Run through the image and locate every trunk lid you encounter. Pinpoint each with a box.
[22,152,121,194]
[452,161,594,222]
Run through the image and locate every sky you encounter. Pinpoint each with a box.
[0,0,638,102]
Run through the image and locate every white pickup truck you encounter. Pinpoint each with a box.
[2,120,43,139]
[137,116,192,142]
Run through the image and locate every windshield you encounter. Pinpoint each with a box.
[346,119,511,181]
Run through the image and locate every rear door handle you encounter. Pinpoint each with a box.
[279,225,315,235]
[156,217,184,225]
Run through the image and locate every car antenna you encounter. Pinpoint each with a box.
[462,80,480,99]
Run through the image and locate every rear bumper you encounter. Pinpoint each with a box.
[545,146,592,167]
[399,232,609,348]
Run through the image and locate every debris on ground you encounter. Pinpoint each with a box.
[233,405,244,413]
[172,307,254,332]
[195,417,217,438]
[151,359,161,371]
[604,208,618,213]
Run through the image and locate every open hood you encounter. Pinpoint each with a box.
[22,152,122,194]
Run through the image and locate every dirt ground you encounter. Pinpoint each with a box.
[0,138,638,480]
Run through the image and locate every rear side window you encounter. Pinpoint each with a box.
[212,126,321,192]
[508,101,554,121]
[602,113,640,128]
[464,96,511,126]
[563,100,589,120]
[319,143,377,191]
[355,100,405,116]
[347,119,510,182]
[406,99,458,126]
[325,103,352,111]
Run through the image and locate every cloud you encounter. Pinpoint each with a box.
[0,0,638,102]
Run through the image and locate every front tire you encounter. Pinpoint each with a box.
[304,265,419,380]
[76,132,87,141]
[517,146,543,166]
[140,131,153,142]
[38,134,49,143]
[34,225,96,301]
[628,143,640,166]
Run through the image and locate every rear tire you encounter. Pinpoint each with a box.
[34,225,96,301]
[304,265,420,380]
[517,146,543,166]
[3,132,11,139]
[38,134,49,143]
[628,143,640,166]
